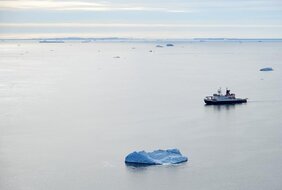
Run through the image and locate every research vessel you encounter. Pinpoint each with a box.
[204,88,247,105]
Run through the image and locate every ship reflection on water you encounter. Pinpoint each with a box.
[204,103,245,111]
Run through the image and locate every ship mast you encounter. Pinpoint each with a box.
[217,88,222,95]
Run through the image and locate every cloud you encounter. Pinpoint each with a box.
[0,0,281,13]
[0,1,281,39]
[0,0,190,12]
[1,23,282,28]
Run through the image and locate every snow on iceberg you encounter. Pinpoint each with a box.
[260,67,273,71]
[125,149,188,165]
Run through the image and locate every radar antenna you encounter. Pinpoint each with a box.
[217,87,222,95]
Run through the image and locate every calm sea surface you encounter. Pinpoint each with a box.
[0,41,282,190]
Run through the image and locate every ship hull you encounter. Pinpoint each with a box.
[204,99,247,105]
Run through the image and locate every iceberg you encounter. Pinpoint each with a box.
[260,67,273,71]
[125,149,188,165]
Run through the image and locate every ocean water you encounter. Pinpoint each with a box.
[0,41,282,190]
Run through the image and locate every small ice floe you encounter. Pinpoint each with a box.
[260,67,273,71]
[113,56,120,58]
[156,45,163,48]
[166,43,174,47]
[125,149,187,166]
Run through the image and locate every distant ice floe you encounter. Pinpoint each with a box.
[81,40,91,43]
[156,45,163,48]
[260,67,273,71]
[125,149,188,166]
[39,40,64,43]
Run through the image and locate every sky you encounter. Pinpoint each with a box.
[0,0,282,39]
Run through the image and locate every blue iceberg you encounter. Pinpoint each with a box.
[125,149,188,165]
[260,67,273,71]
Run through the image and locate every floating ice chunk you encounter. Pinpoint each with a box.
[260,67,273,71]
[125,149,188,165]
